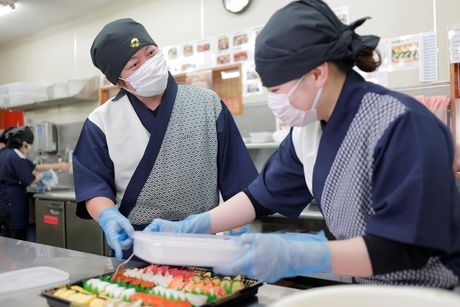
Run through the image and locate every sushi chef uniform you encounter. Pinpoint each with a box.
[242,0,460,287]
[73,19,257,237]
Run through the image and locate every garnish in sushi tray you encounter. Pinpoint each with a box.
[44,264,259,306]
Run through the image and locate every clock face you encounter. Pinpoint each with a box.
[223,0,251,14]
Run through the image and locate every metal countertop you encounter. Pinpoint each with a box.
[0,237,302,307]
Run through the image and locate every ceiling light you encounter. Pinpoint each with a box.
[0,0,17,15]
[0,0,17,10]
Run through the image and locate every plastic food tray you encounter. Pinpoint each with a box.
[133,232,249,267]
[0,266,69,296]
[42,265,262,307]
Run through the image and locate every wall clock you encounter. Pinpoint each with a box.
[223,0,251,14]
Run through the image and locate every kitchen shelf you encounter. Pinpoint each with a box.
[9,95,96,111]
[174,63,243,115]
[98,85,118,104]
[245,142,279,149]
[5,77,99,111]
[99,65,244,115]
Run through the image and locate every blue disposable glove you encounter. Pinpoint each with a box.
[143,212,211,234]
[36,180,46,191]
[226,224,251,236]
[42,170,53,181]
[214,231,331,283]
[98,207,135,260]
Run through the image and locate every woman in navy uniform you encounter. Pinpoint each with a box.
[0,126,15,236]
[0,126,69,240]
[147,0,460,288]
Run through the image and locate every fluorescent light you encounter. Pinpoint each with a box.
[221,70,240,79]
[0,2,18,16]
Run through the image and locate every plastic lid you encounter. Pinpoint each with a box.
[0,266,70,294]
[270,285,460,307]
[133,232,249,267]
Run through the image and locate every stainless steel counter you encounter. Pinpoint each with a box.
[33,190,76,201]
[0,237,302,307]
[0,237,124,307]
[32,190,322,220]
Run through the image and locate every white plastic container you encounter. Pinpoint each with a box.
[47,83,68,99]
[0,84,8,96]
[8,93,48,106]
[0,266,69,296]
[5,82,48,96]
[0,82,48,106]
[133,232,249,267]
[67,78,88,96]
[249,131,273,143]
[0,94,9,108]
[270,285,460,307]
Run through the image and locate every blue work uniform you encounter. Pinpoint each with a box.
[248,70,460,287]
[73,74,257,232]
[0,148,35,230]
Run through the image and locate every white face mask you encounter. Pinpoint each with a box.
[268,76,323,127]
[121,52,168,97]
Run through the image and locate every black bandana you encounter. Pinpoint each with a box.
[0,126,15,144]
[255,0,380,87]
[90,18,157,84]
[7,126,34,145]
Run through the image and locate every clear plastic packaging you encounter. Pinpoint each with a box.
[0,266,69,295]
[133,232,249,267]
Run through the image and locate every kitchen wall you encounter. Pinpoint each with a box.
[0,0,459,133]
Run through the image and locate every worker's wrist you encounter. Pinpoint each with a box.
[185,212,211,233]
[289,232,332,274]
[98,206,119,222]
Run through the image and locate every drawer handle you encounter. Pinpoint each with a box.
[49,209,61,215]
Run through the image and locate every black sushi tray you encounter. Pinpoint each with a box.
[41,264,262,307]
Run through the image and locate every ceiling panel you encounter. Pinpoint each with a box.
[0,0,126,46]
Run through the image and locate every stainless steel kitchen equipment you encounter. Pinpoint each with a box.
[65,201,105,255]
[35,199,66,248]
[34,122,58,153]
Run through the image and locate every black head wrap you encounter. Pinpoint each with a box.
[255,0,380,87]
[7,126,34,147]
[90,18,157,84]
[0,126,16,144]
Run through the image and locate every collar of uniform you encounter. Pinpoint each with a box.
[325,70,368,125]
[14,148,26,159]
[126,72,178,133]
[112,88,127,101]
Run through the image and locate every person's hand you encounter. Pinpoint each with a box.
[36,180,46,191]
[98,207,135,260]
[35,171,53,191]
[58,162,70,171]
[214,231,331,283]
[143,212,211,234]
